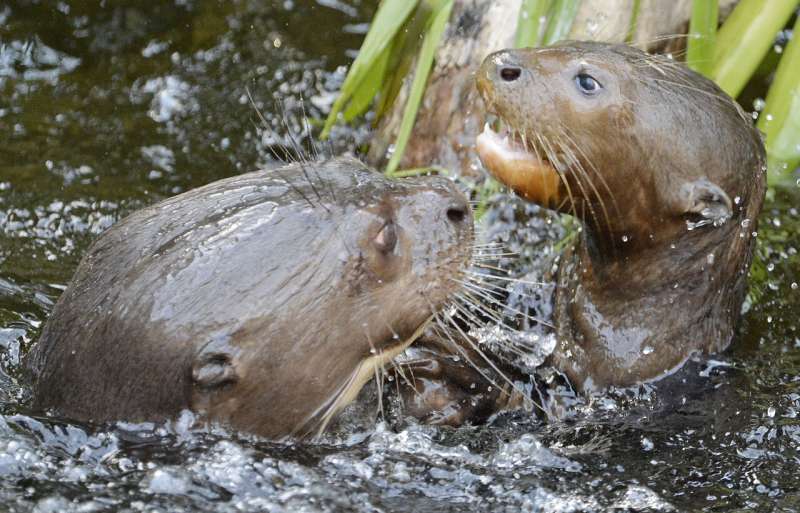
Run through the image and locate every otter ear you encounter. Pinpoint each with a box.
[677,179,732,226]
[192,341,239,389]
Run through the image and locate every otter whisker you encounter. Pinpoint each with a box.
[471,241,507,248]
[430,315,514,397]
[438,310,539,413]
[462,275,519,295]
[471,246,515,257]
[648,77,732,105]
[471,244,514,252]
[246,90,317,207]
[472,250,514,256]
[275,98,332,210]
[373,355,385,421]
[472,261,515,273]
[452,291,516,333]
[522,130,553,207]
[554,126,616,251]
[536,131,578,218]
[298,96,320,162]
[559,124,620,223]
[448,298,536,361]
[550,130,604,242]
[455,283,554,329]
[450,295,540,352]
[460,277,546,306]
[463,279,544,303]
[390,358,417,390]
[466,270,547,287]
[471,247,512,256]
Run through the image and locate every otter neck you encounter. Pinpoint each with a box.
[579,216,738,290]
[551,214,750,392]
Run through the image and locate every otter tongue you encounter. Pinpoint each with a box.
[476,123,561,207]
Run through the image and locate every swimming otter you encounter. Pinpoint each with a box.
[26,157,473,439]
[476,41,766,391]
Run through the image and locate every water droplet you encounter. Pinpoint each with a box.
[774,44,783,54]
[641,437,654,451]
[791,282,798,290]
[707,253,715,265]
[621,235,629,242]
[642,346,654,355]
[753,98,766,111]
[767,406,776,417]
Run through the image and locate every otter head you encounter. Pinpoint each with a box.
[476,41,765,255]
[187,158,474,438]
[475,41,766,391]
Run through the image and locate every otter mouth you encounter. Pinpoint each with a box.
[476,118,563,208]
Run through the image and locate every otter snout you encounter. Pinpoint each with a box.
[429,178,473,246]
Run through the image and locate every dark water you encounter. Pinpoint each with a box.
[2,1,800,511]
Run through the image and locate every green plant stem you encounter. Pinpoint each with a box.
[712,0,797,98]
[686,0,718,76]
[515,0,551,47]
[542,0,579,45]
[385,0,453,175]
[625,0,641,43]
[758,14,800,184]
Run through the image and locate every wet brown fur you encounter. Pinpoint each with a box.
[477,41,766,391]
[26,157,473,438]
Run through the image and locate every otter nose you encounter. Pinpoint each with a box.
[477,50,523,99]
[446,201,468,225]
[491,51,522,82]
[500,66,521,81]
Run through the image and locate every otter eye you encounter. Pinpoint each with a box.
[575,73,601,95]
[374,222,397,254]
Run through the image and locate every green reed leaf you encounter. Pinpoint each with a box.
[343,41,392,122]
[542,0,579,45]
[625,0,641,43]
[516,0,551,48]
[712,0,798,98]
[686,0,718,76]
[385,0,454,175]
[321,0,420,139]
[758,14,800,185]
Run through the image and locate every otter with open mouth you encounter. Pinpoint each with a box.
[26,157,473,439]
[476,41,766,392]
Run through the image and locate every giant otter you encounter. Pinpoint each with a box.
[476,41,766,391]
[26,157,473,439]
